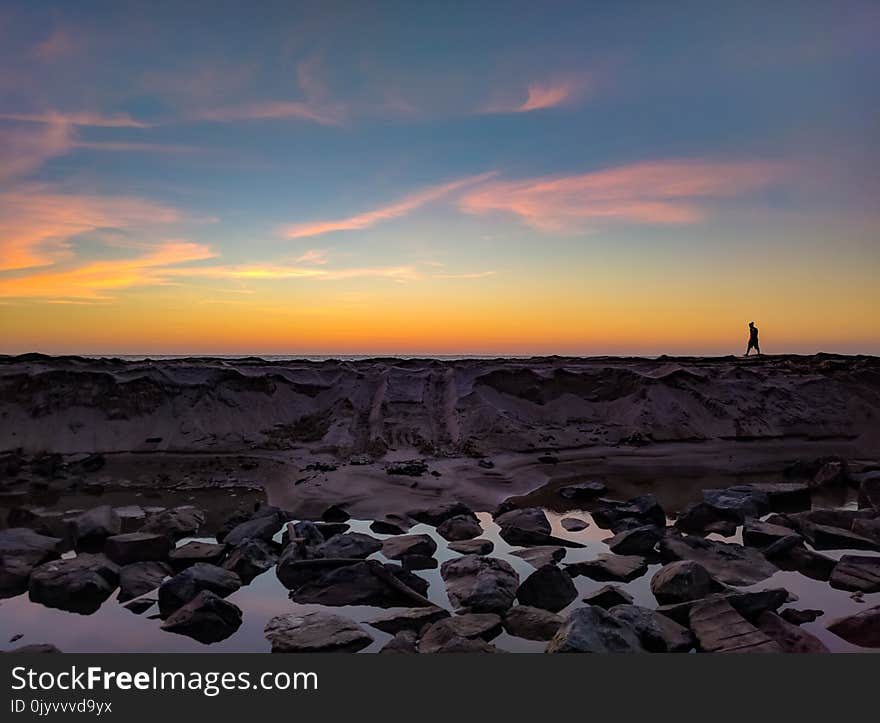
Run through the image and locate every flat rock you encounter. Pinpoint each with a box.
[222,539,278,583]
[495,507,551,535]
[826,605,880,648]
[743,520,801,549]
[437,515,483,541]
[592,495,665,531]
[380,630,419,653]
[750,482,812,512]
[418,614,502,652]
[829,555,880,593]
[510,545,565,569]
[28,554,119,614]
[800,521,879,551]
[852,518,880,544]
[441,555,519,613]
[118,561,171,602]
[104,532,172,565]
[689,598,782,653]
[702,486,770,520]
[408,502,476,527]
[561,517,589,532]
[114,505,146,532]
[660,534,777,585]
[6,644,62,653]
[605,525,662,555]
[142,507,206,540]
[582,584,633,609]
[222,513,283,547]
[370,514,414,535]
[674,501,739,534]
[368,606,450,635]
[317,532,382,559]
[265,611,373,653]
[650,561,719,605]
[158,563,241,617]
[0,528,62,595]
[546,606,645,653]
[756,611,829,653]
[124,598,156,615]
[567,554,648,582]
[609,604,694,652]
[558,481,606,499]
[780,608,823,625]
[168,541,227,570]
[381,534,437,560]
[291,561,429,608]
[448,538,494,555]
[657,588,790,627]
[72,506,121,548]
[516,564,577,612]
[503,605,563,641]
[160,590,242,644]
[763,538,835,580]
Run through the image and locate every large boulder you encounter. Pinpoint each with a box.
[749,482,811,512]
[381,534,437,560]
[688,598,781,653]
[104,533,172,565]
[660,534,777,585]
[504,605,563,640]
[290,561,429,608]
[440,555,519,613]
[317,532,382,559]
[142,506,206,540]
[826,605,880,648]
[510,545,565,569]
[702,486,770,520]
[567,554,647,582]
[160,590,242,644]
[417,614,502,652]
[516,564,577,612]
[592,495,665,532]
[158,563,241,617]
[71,506,121,548]
[0,528,62,595]
[763,537,836,580]
[368,606,450,635]
[675,501,738,535]
[221,511,284,547]
[829,555,880,593]
[28,554,119,614]
[609,604,694,652]
[370,514,415,535]
[742,521,800,549]
[437,516,483,541]
[650,561,719,605]
[605,525,663,555]
[756,611,829,653]
[546,606,645,653]
[168,541,227,570]
[118,561,171,602]
[265,611,373,653]
[222,539,278,583]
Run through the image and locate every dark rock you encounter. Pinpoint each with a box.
[222,539,278,583]
[6,507,68,538]
[0,528,62,595]
[674,501,738,534]
[265,611,373,653]
[408,502,476,526]
[742,520,800,549]
[763,537,835,580]
[516,564,577,612]
[142,506,206,540]
[448,538,494,555]
[281,521,324,550]
[441,555,519,613]
[158,563,241,617]
[275,551,336,590]
[567,554,648,583]
[812,459,847,487]
[503,605,563,640]
[315,523,349,539]
[660,533,777,585]
[561,517,589,532]
[800,521,879,551]
[756,611,829,653]
[510,545,565,568]
[702,485,770,520]
[609,604,694,652]
[380,630,419,653]
[857,476,880,510]
[605,525,662,555]
[124,598,156,614]
[852,518,880,544]
[400,554,437,570]
[418,614,502,652]
[118,561,171,602]
[750,482,812,512]
[72,506,121,548]
[368,606,450,635]
[829,555,880,593]
[28,554,119,614]
[495,507,550,535]
[387,460,429,477]
[689,598,781,653]
[168,541,227,570]
[369,514,414,535]
[160,590,242,644]
[104,533,171,565]
[7,644,62,653]
[558,481,606,499]
[582,584,633,609]
[381,534,437,560]
[592,495,665,531]
[437,515,483,541]
[656,588,790,627]
[222,513,282,547]
[291,561,429,608]
[826,605,880,648]
[780,608,823,625]
[321,504,349,522]
[651,561,719,604]
[546,606,645,653]
[318,532,382,559]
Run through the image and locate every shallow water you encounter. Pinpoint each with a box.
[2,488,877,653]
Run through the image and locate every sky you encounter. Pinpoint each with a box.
[0,0,878,356]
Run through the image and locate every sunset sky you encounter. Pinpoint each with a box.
[1,1,878,355]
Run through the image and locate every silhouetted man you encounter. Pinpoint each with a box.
[746,321,761,356]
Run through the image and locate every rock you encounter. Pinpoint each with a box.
[158,563,241,617]
[812,459,847,487]
[495,507,550,535]
[118,561,171,602]
[6,507,68,538]
[650,561,719,605]
[400,554,437,571]
[516,564,577,612]
[857,476,880,510]
[441,555,519,613]
[321,504,349,523]
[674,501,738,534]
[418,614,503,652]
[592,495,665,531]
[281,521,324,550]
[437,515,483,541]
[318,532,382,559]
[763,538,836,580]
[510,546,565,568]
[290,561,429,608]
[561,518,589,532]
[265,611,373,653]
[605,525,662,555]
[750,482,812,512]
[142,506,206,540]
[799,521,879,551]
[114,505,146,532]
[380,630,418,653]
[658,588,790,627]
[504,605,563,640]
[558,481,606,499]
[780,608,823,625]
[852,518,880,544]
[28,554,119,614]
[702,486,770,520]
[222,539,278,583]
[71,506,121,548]
[546,606,645,653]
[381,534,437,560]
[689,598,781,653]
[826,605,880,647]
[419,635,499,653]
[104,532,172,565]
[315,523,349,539]
[368,606,450,635]
[275,552,338,590]
[448,538,494,555]
[829,555,880,593]
[609,604,694,652]
[567,554,648,583]
[0,528,62,595]
[160,590,242,644]
[582,585,633,609]
[124,598,156,615]
[408,502,476,526]
[756,611,829,653]
[222,513,282,547]
[7,644,62,653]
[659,534,777,585]
[168,541,227,570]
[387,460,428,477]
[370,514,414,535]
[742,521,800,549]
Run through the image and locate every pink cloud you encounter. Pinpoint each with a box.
[281,172,496,239]
[0,111,151,128]
[459,159,787,231]
[193,100,344,126]
[517,81,577,112]
[484,76,593,114]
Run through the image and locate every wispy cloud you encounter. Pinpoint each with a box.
[295,249,330,265]
[192,100,344,126]
[164,264,422,282]
[281,172,496,239]
[0,111,152,128]
[30,28,77,63]
[485,76,591,114]
[0,122,72,184]
[459,159,787,232]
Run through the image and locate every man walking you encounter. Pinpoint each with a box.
[746,321,761,356]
